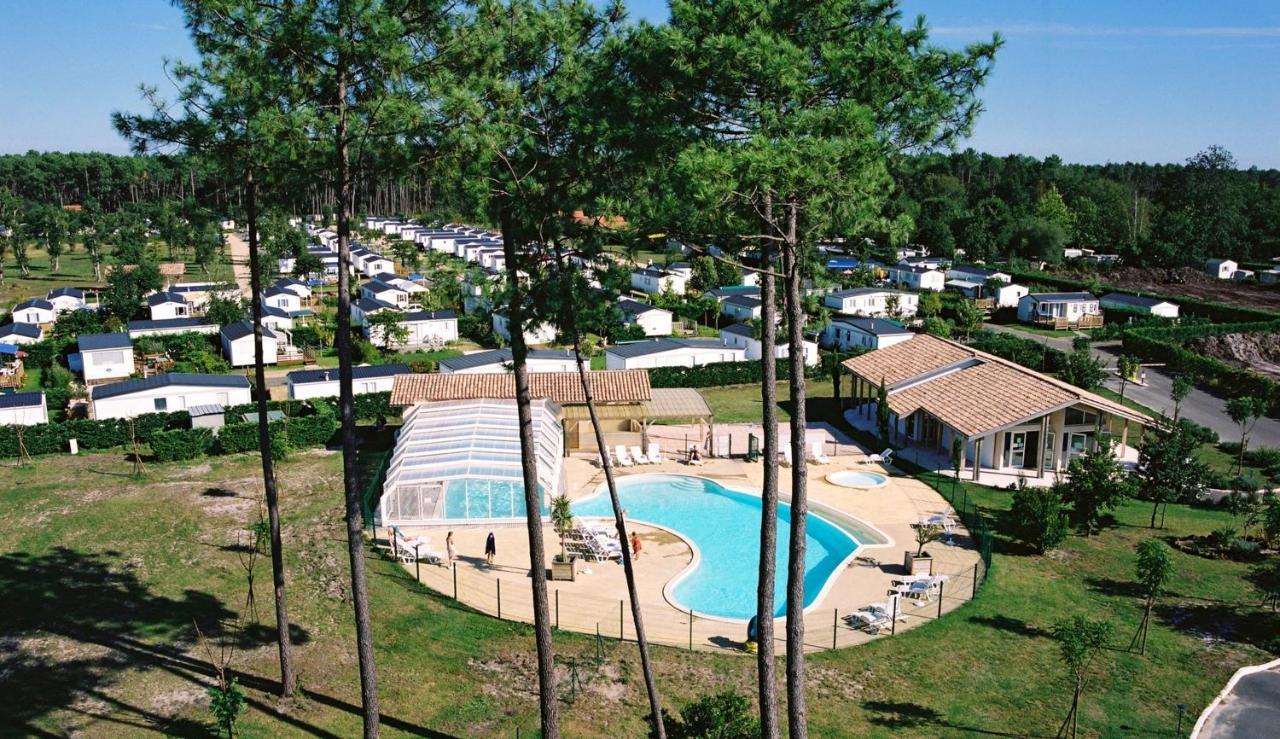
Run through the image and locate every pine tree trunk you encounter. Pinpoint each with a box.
[755,198,781,739]
[782,204,808,738]
[245,154,296,697]
[500,217,560,739]
[335,58,381,739]
[553,242,662,737]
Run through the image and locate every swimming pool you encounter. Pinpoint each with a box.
[572,474,861,621]
[825,470,889,489]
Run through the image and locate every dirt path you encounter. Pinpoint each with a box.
[224,231,252,295]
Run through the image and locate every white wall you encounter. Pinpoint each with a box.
[605,346,746,370]
[289,374,396,400]
[0,400,48,426]
[94,384,251,420]
[366,317,458,347]
[265,292,302,313]
[630,310,673,337]
[149,302,189,320]
[222,334,278,367]
[996,284,1029,308]
[83,348,134,382]
[820,323,912,351]
[825,292,919,318]
[14,306,56,324]
[493,314,556,345]
[47,296,84,313]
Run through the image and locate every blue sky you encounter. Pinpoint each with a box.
[1,1,1276,167]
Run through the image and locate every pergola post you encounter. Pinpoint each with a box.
[1120,419,1129,454]
[972,436,983,482]
[1038,415,1048,479]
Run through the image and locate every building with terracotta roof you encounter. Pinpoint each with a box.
[842,334,1151,483]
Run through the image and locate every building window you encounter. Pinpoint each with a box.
[1065,408,1098,426]
[154,398,168,411]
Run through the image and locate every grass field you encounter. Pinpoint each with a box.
[697,379,841,424]
[2,436,1274,737]
[989,321,1083,339]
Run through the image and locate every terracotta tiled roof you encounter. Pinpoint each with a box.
[844,334,1151,437]
[390,370,651,406]
[841,333,973,387]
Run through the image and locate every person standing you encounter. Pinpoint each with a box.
[630,531,642,559]
[445,531,456,565]
[484,531,496,565]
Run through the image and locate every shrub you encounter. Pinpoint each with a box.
[1009,482,1068,553]
[150,427,215,461]
[651,691,760,739]
[215,423,259,455]
[1178,418,1219,446]
[1246,446,1280,469]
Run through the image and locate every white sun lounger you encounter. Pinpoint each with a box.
[631,445,651,465]
[615,445,634,467]
[781,446,793,467]
[392,529,441,565]
[648,442,664,463]
[809,440,830,465]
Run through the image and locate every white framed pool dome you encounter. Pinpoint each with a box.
[378,398,563,525]
[825,470,889,489]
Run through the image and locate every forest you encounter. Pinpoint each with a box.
[4,145,1277,271]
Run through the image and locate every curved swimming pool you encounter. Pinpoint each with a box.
[571,474,861,621]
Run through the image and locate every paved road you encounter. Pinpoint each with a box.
[982,323,1280,448]
[1195,663,1280,738]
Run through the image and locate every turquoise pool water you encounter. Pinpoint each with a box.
[443,479,548,520]
[572,474,860,620]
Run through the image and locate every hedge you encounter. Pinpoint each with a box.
[1121,321,1280,405]
[224,392,394,424]
[647,359,826,389]
[216,415,338,456]
[968,329,1069,374]
[0,410,189,458]
[1003,267,1279,324]
[151,427,215,461]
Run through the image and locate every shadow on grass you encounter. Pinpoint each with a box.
[1084,576,1144,599]
[966,614,1051,639]
[1155,600,1280,654]
[0,546,446,738]
[862,699,1056,737]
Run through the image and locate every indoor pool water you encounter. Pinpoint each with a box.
[443,479,547,520]
[572,474,861,620]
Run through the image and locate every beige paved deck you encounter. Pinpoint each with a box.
[390,455,982,653]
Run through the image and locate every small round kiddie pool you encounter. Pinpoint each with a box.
[825,470,889,489]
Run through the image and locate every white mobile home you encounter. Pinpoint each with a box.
[1100,293,1179,319]
[364,309,458,348]
[820,316,914,351]
[12,299,56,325]
[617,299,673,337]
[885,264,946,292]
[720,295,764,322]
[947,264,1012,285]
[262,286,303,314]
[604,337,746,370]
[91,373,251,420]
[126,318,220,339]
[1206,258,1238,280]
[78,333,134,383]
[147,291,191,320]
[46,287,86,313]
[287,363,410,400]
[0,322,43,345]
[823,288,919,318]
[719,324,819,365]
[272,277,312,301]
[492,313,557,346]
[629,267,689,296]
[438,347,587,374]
[360,279,409,308]
[220,322,279,367]
[1017,292,1103,329]
[350,297,398,326]
[0,391,48,426]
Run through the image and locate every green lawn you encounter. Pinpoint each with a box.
[697,378,840,424]
[1,419,1274,736]
[993,322,1082,339]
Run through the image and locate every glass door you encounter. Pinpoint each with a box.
[1008,432,1026,468]
[1043,432,1056,471]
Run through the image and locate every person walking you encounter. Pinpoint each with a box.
[630,531,642,559]
[445,531,456,565]
[484,531,496,565]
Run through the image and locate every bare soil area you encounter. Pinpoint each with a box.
[1188,332,1280,378]
[1058,266,1280,312]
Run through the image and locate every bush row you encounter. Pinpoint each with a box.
[1121,321,1280,404]
[968,329,1070,374]
[1003,267,1279,324]
[0,410,190,458]
[647,358,826,389]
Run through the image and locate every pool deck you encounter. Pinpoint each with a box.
[393,455,982,653]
